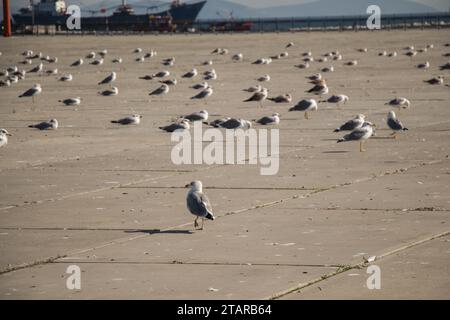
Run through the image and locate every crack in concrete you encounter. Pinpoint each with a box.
[266,230,450,300]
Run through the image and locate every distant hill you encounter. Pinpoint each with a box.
[252,0,438,18]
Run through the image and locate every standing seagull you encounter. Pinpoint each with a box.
[19,83,42,103]
[244,88,268,107]
[0,129,12,148]
[337,122,375,152]
[186,181,215,230]
[334,114,365,132]
[289,99,318,119]
[98,72,116,85]
[28,119,58,130]
[307,81,328,96]
[386,111,408,138]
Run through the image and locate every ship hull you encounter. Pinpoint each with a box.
[12,1,206,31]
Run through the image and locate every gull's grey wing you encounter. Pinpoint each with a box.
[257,116,274,125]
[290,100,310,111]
[191,90,208,99]
[343,128,366,141]
[340,119,359,131]
[30,122,51,130]
[387,118,403,130]
[187,191,212,217]
[19,88,36,97]
[220,118,241,129]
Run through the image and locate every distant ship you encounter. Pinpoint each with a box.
[12,0,207,31]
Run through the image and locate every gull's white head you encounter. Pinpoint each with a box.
[388,110,396,119]
[186,180,203,192]
[0,129,12,136]
[356,114,366,120]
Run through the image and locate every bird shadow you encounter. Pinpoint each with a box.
[124,229,193,235]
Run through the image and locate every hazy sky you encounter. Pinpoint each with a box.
[5,0,450,13]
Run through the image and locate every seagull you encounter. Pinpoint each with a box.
[307,82,329,96]
[321,94,349,107]
[303,56,314,62]
[19,83,42,103]
[182,68,198,78]
[29,63,43,73]
[90,58,104,66]
[159,79,177,86]
[387,111,408,138]
[204,69,217,80]
[159,119,190,132]
[47,57,58,63]
[385,97,410,109]
[307,73,322,81]
[112,57,123,64]
[45,68,58,75]
[20,59,32,65]
[286,42,294,48]
[98,72,116,85]
[185,181,215,230]
[424,76,444,85]
[209,117,231,128]
[28,119,58,130]
[59,97,81,106]
[243,85,263,93]
[232,53,243,61]
[135,56,145,63]
[86,52,96,59]
[202,60,213,66]
[337,122,376,152]
[0,129,12,148]
[417,61,430,69]
[255,113,280,125]
[268,94,292,103]
[152,70,170,79]
[99,86,118,96]
[334,114,365,132]
[332,54,342,61]
[191,87,213,100]
[252,58,268,65]
[58,74,73,82]
[181,110,208,122]
[8,76,18,84]
[378,51,387,56]
[295,62,310,69]
[357,48,368,53]
[439,62,450,70]
[6,66,18,73]
[98,49,108,57]
[244,88,268,107]
[150,84,169,96]
[318,57,328,62]
[191,82,209,90]
[144,50,157,58]
[133,48,143,53]
[163,57,175,66]
[0,70,8,77]
[218,118,252,129]
[111,114,142,125]
[0,79,11,87]
[71,58,83,67]
[321,66,334,73]
[288,99,318,119]
[388,52,397,57]
[405,51,417,58]
[257,74,270,82]
[345,60,358,66]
